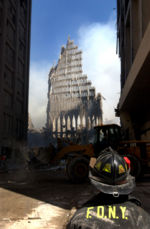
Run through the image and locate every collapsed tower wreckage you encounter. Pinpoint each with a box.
[46,37,102,142]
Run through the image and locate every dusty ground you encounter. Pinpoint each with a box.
[0,169,149,229]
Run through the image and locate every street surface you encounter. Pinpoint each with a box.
[0,169,149,229]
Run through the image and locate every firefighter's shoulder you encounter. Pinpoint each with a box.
[67,202,150,229]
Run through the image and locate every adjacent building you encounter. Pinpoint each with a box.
[46,37,102,140]
[117,0,150,139]
[0,0,32,152]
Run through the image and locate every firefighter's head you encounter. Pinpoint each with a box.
[89,147,135,197]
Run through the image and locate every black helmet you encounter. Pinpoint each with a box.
[89,147,135,197]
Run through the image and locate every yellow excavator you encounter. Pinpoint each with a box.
[29,124,150,183]
[29,139,95,183]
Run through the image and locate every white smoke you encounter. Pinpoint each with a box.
[78,20,120,124]
[29,62,50,129]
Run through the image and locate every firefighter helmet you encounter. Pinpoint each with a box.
[89,147,135,197]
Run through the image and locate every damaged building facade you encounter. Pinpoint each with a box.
[46,38,102,141]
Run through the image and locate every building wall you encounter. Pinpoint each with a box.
[0,0,31,152]
[46,38,102,140]
[117,0,150,139]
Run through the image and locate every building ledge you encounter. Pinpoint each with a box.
[119,21,150,111]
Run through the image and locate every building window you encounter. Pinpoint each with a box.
[16,99,23,114]
[4,67,13,89]
[4,90,13,108]
[20,3,26,25]
[6,44,15,68]
[125,0,129,14]
[7,0,16,25]
[20,0,27,7]
[19,40,25,60]
[3,113,13,134]
[16,79,24,97]
[6,20,15,45]
[19,23,25,42]
[16,119,23,139]
[18,60,24,78]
